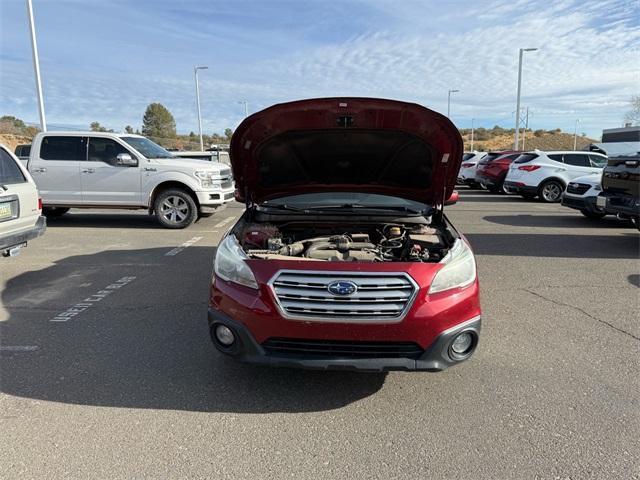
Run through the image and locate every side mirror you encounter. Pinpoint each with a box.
[116,153,138,166]
[445,190,459,206]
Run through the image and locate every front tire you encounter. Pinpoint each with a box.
[538,180,564,203]
[43,207,70,218]
[154,189,197,229]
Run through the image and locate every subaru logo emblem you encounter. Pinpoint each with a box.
[327,281,358,296]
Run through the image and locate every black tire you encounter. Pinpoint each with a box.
[538,179,564,203]
[487,184,501,194]
[520,193,537,200]
[154,188,198,229]
[43,207,70,218]
[580,210,606,220]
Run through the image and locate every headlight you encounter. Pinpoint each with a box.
[194,170,220,188]
[214,235,258,289]
[428,239,477,294]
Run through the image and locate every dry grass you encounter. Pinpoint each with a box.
[0,134,32,153]
[464,132,596,152]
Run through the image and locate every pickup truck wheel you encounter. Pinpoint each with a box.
[538,180,564,203]
[154,189,197,229]
[43,207,70,218]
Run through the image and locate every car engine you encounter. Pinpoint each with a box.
[240,223,449,263]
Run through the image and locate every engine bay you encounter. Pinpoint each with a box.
[238,221,452,263]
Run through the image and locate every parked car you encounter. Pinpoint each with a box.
[0,144,46,257]
[25,132,235,228]
[208,97,481,372]
[475,151,521,193]
[457,151,486,188]
[14,144,31,162]
[561,172,607,219]
[597,153,640,229]
[504,150,608,202]
[173,150,231,165]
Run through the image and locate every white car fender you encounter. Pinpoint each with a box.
[143,170,202,207]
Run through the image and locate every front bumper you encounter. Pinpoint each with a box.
[561,193,603,214]
[0,215,46,255]
[196,187,236,207]
[207,309,481,372]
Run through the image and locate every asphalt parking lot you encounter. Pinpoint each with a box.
[1,191,638,479]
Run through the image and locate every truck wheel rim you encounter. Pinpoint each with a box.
[542,183,561,201]
[161,196,189,223]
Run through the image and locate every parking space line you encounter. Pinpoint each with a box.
[49,276,137,323]
[0,346,39,352]
[165,236,203,256]
[213,216,236,228]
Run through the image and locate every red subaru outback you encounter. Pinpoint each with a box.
[208,98,481,371]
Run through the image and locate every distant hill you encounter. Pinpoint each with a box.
[460,126,597,152]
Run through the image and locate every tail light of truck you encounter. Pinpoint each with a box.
[38,198,42,210]
[518,165,541,172]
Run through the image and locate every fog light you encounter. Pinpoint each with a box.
[214,324,235,346]
[451,332,473,355]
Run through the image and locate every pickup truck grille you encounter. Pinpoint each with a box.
[262,338,424,359]
[269,271,417,323]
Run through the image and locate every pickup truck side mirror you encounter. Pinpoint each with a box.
[116,153,138,167]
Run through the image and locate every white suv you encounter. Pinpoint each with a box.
[457,151,486,188]
[25,132,235,228]
[504,150,607,202]
[560,173,607,219]
[0,144,46,257]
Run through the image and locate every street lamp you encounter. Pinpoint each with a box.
[447,89,459,118]
[26,0,46,131]
[514,48,537,150]
[573,119,580,150]
[470,118,475,151]
[238,100,249,118]
[194,65,208,151]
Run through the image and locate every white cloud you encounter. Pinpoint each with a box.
[1,0,638,137]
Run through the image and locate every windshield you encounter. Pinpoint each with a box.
[121,136,174,159]
[262,192,430,211]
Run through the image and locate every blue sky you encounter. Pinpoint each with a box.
[1,0,638,139]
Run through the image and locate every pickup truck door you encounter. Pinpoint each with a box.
[29,135,85,205]
[81,137,142,206]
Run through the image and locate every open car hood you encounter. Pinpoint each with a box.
[230,98,463,206]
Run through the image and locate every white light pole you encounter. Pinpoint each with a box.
[238,100,248,118]
[194,65,208,151]
[447,89,459,118]
[514,48,537,150]
[470,118,475,151]
[26,0,46,132]
[573,119,580,150]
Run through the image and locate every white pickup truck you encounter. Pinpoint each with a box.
[24,132,235,228]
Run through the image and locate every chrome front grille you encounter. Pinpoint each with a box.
[269,271,418,323]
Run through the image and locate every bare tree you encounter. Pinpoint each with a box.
[624,95,640,125]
